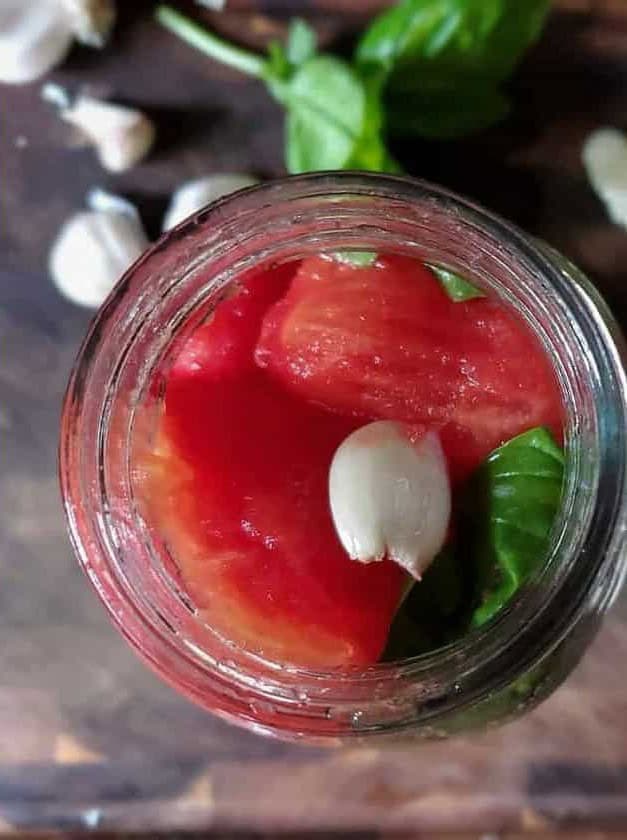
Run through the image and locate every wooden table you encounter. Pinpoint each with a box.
[0,2,626,836]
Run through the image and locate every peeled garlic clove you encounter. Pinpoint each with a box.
[0,0,73,85]
[329,421,451,580]
[85,186,140,217]
[49,189,148,308]
[55,93,155,173]
[60,0,116,47]
[583,127,627,228]
[162,173,259,231]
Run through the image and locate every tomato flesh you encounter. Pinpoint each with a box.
[257,255,563,482]
[137,264,405,667]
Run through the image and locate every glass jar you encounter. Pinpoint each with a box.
[59,173,627,744]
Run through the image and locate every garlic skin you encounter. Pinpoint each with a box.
[61,0,116,47]
[49,189,148,308]
[162,174,259,231]
[583,127,627,228]
[196,0,226,9]
[55,94,156,172]
[0,0,73,85]
[329,422,451,580]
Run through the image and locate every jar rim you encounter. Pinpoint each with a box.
[60,172,627,739]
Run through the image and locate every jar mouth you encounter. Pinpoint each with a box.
[60,172,627,737]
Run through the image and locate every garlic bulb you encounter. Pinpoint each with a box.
[0,0,73,85]
[61,0,116,47]
[44,88,156,172]
[162,174,259,231]
[329,422,451,580]
[583,128,627,228]
[49,189,149,308]
[0,0,115,86]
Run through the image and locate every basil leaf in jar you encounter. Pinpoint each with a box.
[384,541,468,659]
[332,251,379,267]
[427,264,484,301]
[384,427,564,659]
[468,426,565,627]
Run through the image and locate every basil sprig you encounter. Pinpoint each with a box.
[427,264,484,301]
[157,8,399,174]
[157,1,551,172]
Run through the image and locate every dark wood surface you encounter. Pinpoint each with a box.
[1,2,626,836]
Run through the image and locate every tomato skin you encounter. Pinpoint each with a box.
[257,255,563,483]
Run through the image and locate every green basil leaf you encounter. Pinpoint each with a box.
[347,68,402,173]
[275,56,398,175]
[332,251,378,267]
[266,40,291,81]
[357,0,456,76]
[356,0,550,139]
[158,6,399,177]
[286,18,317,67]
[357,0,550,83]
[408,543,466,625]
[383,542,470,660]
[387,84,509,139]
[427,264,484,301]
[279,56,367,173]
[382,598,434,660]
[476,0,551,82]
[468,427,564,627]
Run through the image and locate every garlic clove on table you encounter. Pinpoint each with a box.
[329,421,451,580]
[162,174,259,231]
[42,83,155,172]
[195,0,227,9]
[0,0,73,85]
[50,93,156,173]
[583,127,627,228]
[60,0,116,47]
[0,0,116,85]
[49,189,149,309]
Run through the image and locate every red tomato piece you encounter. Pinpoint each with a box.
[256,255,563,482]
[137,264,406,668]
[170,261,296,382]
